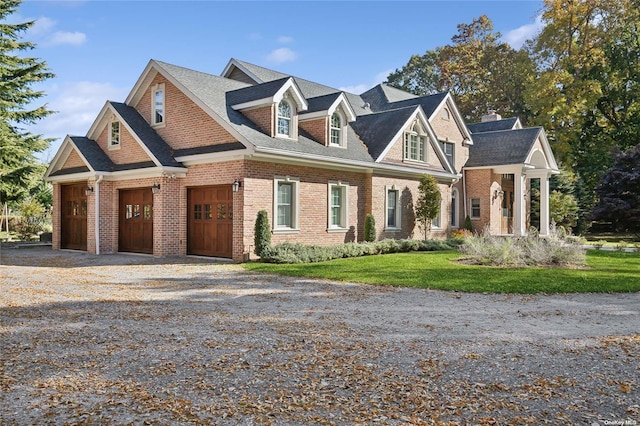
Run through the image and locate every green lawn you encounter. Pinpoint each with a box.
[244,250,640,294]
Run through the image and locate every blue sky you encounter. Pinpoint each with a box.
[13,0,545,162]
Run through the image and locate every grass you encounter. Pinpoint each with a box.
[244,250,640,294]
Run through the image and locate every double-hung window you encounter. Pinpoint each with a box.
[470,198,481,219]
[152,84,165,126]
[329,112,343,146]
[277,100,292,138]
[274,177,299,232]
[328,182,348,230]
[404,121,427,162]
[438,141,455,170]
[386,188,401,229]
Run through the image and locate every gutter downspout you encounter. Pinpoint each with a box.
[94,175,103,255]
[462,169,467,222]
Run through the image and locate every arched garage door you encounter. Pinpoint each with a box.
[119,188,153,254]
[60,183,87,251]
[187,186,233,258]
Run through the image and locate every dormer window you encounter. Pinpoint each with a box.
[442,108,450,120]
[152,84,165,126]
[404,121,427,162]
[277,100,293,137]
[109,121,120,149]
[330,112,343,146]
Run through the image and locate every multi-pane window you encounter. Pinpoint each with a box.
[153,87,164,125]
[277,100,292,137]
[438,141,455,169]
[404,122,426,162]
[277,182,293,227]
[110,121,120,146]
[386,189,400,228]
[470,198,481,219]
[328,183,348,229]
[330,113,342,146]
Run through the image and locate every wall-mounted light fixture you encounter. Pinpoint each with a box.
[493,189,504,201]
[232,179,242,193]
[85,186,94,196]
[152,183,161,194]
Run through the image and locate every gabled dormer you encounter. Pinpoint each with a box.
[227,77,307,140]
[298,92,356,148]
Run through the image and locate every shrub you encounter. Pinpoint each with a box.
[464,215,473,232]
[459,226,586,267]
[364,214,376,242]
[254,210,271,257]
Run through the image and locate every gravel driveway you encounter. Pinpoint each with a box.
[1,246,639,425]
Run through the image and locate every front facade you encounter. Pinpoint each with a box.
[45,59,558,261]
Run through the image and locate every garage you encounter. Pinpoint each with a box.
[60,183,87,250]
[119,188,153,254]
[188,186,233,258]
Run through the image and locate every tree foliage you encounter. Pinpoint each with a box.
[254,210,271,257]
[592,145,640,238]
[0,0,54,208]
[415,175,441,240]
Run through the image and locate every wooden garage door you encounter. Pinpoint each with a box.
[61,184,87,250]
[119,188,153,254]
[188,186,233,258]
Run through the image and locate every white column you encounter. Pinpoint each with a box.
[513,172,526,236]
[539,175,550,236]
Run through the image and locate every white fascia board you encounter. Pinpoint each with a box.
[175,149,252,166]
[86,102,113,140]
[330,93,357,122]
[230,97,273,111]
[108,104,162,167]
[45,136,96,181]
[374,163,460,182]
[298,110,329,121]
[536,129,559,171]
[151,64,255,152]
[273,78,308,111]
[46,171,97,183]
[221,59,264,83]
[430,93,473,145]
[124,60,159,106]
[375,107,424,162]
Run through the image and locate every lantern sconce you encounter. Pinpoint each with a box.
[493,189,504,201]
[152,183,161,194]
[232,179,242,193]
[85,186,94,196]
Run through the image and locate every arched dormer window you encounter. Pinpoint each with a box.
[404,120,427,162]
[442,108,450,120]
[277,100,293,138]
[330,112,343,146]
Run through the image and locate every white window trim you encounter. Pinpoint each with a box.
[108,121,121,150]
[327,181,349,232]
[470,198,481,220]
[328,111,347,148]
[273,176,300,233]
[152,83,166,128]
[442,107,451,121]
[385,186,401,231]
[403,121,428,163]
[451,188,459,228]
[432,199,443,229]
[276,98,297,140]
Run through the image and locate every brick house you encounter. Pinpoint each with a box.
[44,59,559,261]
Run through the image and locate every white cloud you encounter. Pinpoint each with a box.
[339,68,394,95]
[30,81,129,162]
[266,47,297,64]
[46,31,87,46]
[504,15,544,49]
[29,17,57,35]
[277,36,294,44]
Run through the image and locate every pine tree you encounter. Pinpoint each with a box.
[0,0,55,209]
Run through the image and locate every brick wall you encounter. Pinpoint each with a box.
[299,117,328,145]
[97,122,152,165]
[381,125,443,172]
[134,74,237,150]
[243,105,274,137]
[465,169,500,233]
[60,149,86,169]
[51,183,61,250]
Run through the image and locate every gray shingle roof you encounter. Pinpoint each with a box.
[360,84,419,110]
[70,136,113,172]
[110,102,183,168]
[467,117,519,134]
[465,127,542,167]
[305,92,343,114]
[375,92,448,117]
[350,106,418,160]
[154,60,374,164]
[225,77,291,106]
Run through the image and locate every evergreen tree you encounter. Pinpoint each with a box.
[0,0,55,210]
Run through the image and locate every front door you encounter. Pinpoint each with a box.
[187,186,233,258]
[119,188,153,254]
[61,184,87,250]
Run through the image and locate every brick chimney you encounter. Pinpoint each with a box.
[481,110,502,122]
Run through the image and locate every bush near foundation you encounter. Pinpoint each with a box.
[260,238,459,264]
